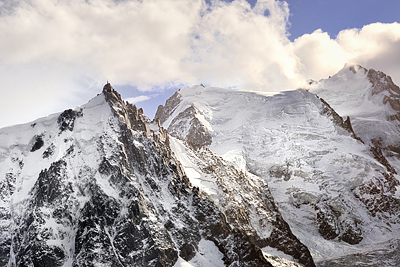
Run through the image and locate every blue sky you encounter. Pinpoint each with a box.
[0,0,399,127]
[283,0,400,40]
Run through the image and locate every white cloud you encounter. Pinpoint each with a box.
[0,0,299,91]
[292,22,400,85]
[0,0,399,127]
[125,95,151,104]
[292,29,347,81]
[337,22,400,83]
[185,0,303,90]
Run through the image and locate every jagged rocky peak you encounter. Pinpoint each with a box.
[342,63,400,112]
[155,86,212,148]
[367,68,400,111]
[102,81,113,92]
[102,82,153,137]
[101,81,172,150]
[155,90,182,125]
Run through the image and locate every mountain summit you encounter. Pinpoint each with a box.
[310,64,400,161]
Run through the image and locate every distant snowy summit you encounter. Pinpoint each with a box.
[310,64,400,156]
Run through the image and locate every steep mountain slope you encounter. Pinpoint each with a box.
[309,64,400,173]
[169,137,313,267]
[156,83,400,265]
[0,83,315,266]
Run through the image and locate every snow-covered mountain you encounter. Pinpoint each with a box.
[0,83,314,266]
[309,64,400,174]
[1,65,400,267]
[156,65,400,266]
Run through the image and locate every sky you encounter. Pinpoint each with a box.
[0,0,399,128]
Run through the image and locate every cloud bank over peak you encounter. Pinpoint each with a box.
[186,0,302,90]
[293,22,400,83]
[0,0,399,127]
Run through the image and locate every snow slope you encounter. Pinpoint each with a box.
[169,136,314,266]
[0,92,123,265]
[157,83,400,265]
[309,64,400,172]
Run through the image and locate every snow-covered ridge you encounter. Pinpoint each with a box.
[158,75,400,265]
[310,65,400,161]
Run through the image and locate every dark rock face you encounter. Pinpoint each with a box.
[191,190,272,267]
[57,109,77,133]
[167,106,212,148]
[339,218,363,245]
[266,221,314,266]
[0,172,14,265]
[370,142,397,174]
[31,135,45,152]
[319,97,363,143]
[316,204,339,240]
[34,160,68,206]
[43,144,56,159]
[155,91,182,125]
[177,144,315,267]
[368,69,400,111]
[353,171,400,218]
[11,160,72,267]
[366,68,400,155]
[155,90,212,148]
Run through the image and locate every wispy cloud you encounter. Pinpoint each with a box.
[0,0,399,127]
[125,95,151,104]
